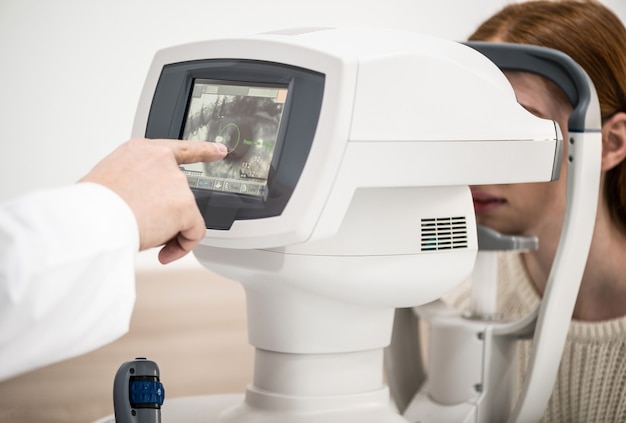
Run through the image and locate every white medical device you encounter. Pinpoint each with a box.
[388,41,601,423]
[118,27,600,423]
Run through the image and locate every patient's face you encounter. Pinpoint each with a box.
[471,71,573,238]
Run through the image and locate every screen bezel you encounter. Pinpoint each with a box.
[145,59,325,230]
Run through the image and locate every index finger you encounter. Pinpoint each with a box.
[159,139,228,164]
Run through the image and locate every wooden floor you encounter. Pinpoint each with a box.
[0,268,254,423]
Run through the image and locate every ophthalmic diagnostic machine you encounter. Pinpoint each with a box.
[106,28,601,423]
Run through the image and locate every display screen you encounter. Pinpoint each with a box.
[180,79,289,197]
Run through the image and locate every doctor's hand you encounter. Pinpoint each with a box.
[80,138,227,264]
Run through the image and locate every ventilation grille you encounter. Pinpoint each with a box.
[421,216,468,251]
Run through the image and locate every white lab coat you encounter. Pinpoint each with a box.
[0,182,138,381]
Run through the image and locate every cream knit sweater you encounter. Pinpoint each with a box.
[444,252,626,423]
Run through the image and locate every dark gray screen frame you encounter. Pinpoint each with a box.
[145,59,325,230]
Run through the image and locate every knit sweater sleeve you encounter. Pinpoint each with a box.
[499,253,626,423]
[543,308,626,422]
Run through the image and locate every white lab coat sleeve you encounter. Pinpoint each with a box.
[0,182,139,381]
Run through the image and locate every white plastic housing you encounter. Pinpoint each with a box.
[131,28,564,354]
[133,28,562,250]
[125,28,575,423]
[196,186,477,352]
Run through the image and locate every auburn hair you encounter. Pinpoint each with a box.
[470,0,626,233]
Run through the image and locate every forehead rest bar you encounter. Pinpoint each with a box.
[464,42,598,132]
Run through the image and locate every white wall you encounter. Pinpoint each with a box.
[1,0,624,269]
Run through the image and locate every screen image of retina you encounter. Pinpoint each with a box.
[182,83,285,185]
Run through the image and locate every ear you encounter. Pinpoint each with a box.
[601,112,626,171]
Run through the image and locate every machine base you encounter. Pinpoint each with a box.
[95,389,409,423]
[94,394,243,423]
